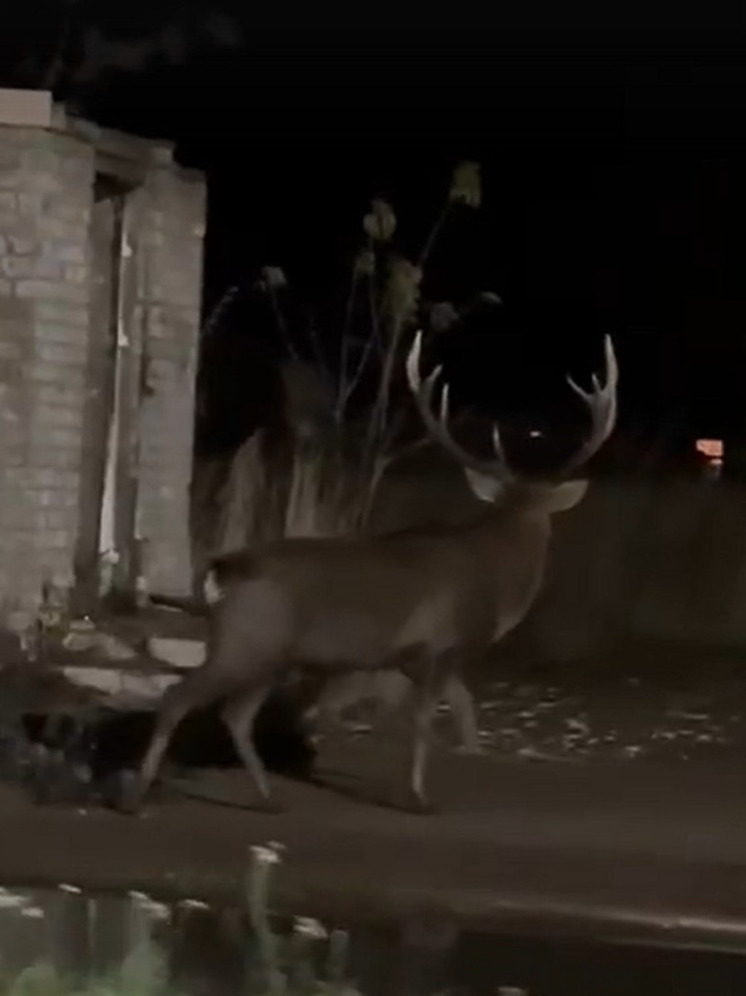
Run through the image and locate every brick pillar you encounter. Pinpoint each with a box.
[0,125,94,628]
[133,154,205,596]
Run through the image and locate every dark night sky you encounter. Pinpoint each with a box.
[5,5,746,462]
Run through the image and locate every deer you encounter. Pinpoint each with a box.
[152,574,483,753]
[208,568,484,754]
[116,330,618,815]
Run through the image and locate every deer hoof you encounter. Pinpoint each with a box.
[404,792,437,816]
[250,796,286,815]
[98,771,125,810]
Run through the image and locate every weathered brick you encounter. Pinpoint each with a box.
[35,508,72,530]
[0,449,23,468]
[0,127,44,147]
[34,384,82,407]
[2,256,61,280]
[0,363,21,387]
[34,322,87,345]
[34,404,83,428]
[0,144,20,168]
[59,157,92,182]
[20,147,59,173]
[16,279,89,304]
[63,264,87,284]
[0,504,36,528]
[0,323,29,347]
[145,360,177,387]
[146,338,182,360]
[62,282,90,304]
[0,172,21,190]
[49,567,75,590]
[140,230,165,248]
[0,123,206,613]
[15,278,60,300]
[41,241,85,263]
[29,446,79,469]
[26,173,64,196]
[0,341,23,361]
[7,235,35,255]
[35,300,88,326]
[4,467,42,487]
[47,133,89,161]
[0,530,32,556]
[27,362,85,387]
[36,256,65,279]
[0,416,24,441]
[46,201,89,224]
[0,294,32,320]
[0,401,23,426]
[36,217,85,240]
[143,305,168,337]
[48,530,74,550]
[28,529,71,551]
[30,488,67,508]
[30,422,81,448]
[36,342,86,367]
[17,192,43,216]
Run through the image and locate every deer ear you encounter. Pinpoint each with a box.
[463,468,506,504]
[539,479,589,514]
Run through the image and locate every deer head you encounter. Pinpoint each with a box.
[405,331,618,517]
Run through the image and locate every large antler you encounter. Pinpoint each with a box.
[405,330,516,481]
[406,330,618,483]
[558,334,618,477]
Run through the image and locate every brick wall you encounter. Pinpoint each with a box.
[0,105,206,630]
[0,125,94,629]
[132,160,205,596]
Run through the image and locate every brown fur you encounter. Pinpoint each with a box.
[122,334,616,815]
[123,486,586,814]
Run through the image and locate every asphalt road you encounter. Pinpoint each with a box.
[2,737,746,953]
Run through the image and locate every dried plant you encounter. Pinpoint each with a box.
[207,160,485,553]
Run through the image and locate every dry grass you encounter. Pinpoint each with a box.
[199,161,485,557]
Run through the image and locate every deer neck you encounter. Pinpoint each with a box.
[472,505,553,643]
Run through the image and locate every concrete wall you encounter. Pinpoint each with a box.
[0,93,205,631]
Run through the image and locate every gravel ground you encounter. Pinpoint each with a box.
[465,673,746,762]
[330,664,746,764]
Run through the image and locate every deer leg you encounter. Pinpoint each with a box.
[300,673,345,730]
[313,672,378,730]
[408,693,441,814]
[220,683,283,812]
[394,671,480,753]
[405,661,449,814]
[444,675,482,755]
[114,668,234,814]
